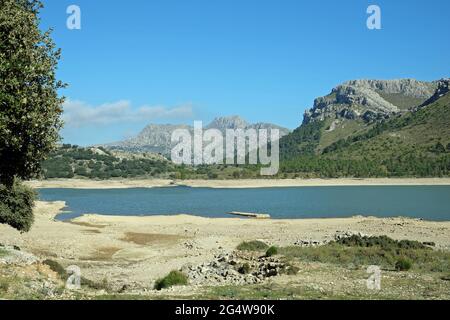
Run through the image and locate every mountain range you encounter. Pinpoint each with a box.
[103,116,291,155]
[49,77,450,179]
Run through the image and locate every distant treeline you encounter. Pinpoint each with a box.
[281,155,450,178]
[41,145,175,179]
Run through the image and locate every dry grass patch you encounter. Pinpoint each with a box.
[68,221,108,229]
[30,248,58,258]
[81,229,102,234]
[81,246,122,261]
[121,232,183,246]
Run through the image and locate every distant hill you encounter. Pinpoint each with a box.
[103,116,291,156]
[280,78,450,177]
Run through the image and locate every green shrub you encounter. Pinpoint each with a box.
[154,271,188,290]
[265,246,278,257]
[335,235,428,250]
[395,257,413,271]
[0,278,10,293]
[0,248,8,257]
[238,263,251,274]
[43,259,67,278]
[237,241,269,252]
[0,181,36,232]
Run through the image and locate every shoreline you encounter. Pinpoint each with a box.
[30,200,446,223]
[1,200,450,288]
[26,177,450,189]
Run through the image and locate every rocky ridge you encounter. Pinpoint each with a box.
[303,79,437,124]
[105,116,290,156]
[417,78,450,109]
[181,251,295,286]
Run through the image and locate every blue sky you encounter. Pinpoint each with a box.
[39,0,450,146]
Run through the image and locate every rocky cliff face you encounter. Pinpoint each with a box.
[105,116,290,155]
[303,79,437,124]
[417,78,450,109]
[106,124,192,154]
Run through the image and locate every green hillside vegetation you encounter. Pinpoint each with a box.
[41,145,263,180]
[279,121,324,159]
[318,118,370,151]
[41,145,177,179]
[280,93,450,178]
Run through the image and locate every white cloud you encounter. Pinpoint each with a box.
[62,99,194,127]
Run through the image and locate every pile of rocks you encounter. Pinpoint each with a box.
[334,230,370,241]
[181,252,292,286]
[0,244,38,266]
[293,239,325,247]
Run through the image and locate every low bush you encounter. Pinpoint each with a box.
[43,259,108,290]
[0,248,7,257]
[395,257,413,271]
[0,181,36,232]
[265,246,278,257]
[0,278,10,293]
[237,240,269,252]
[43,259,67,278]
[154,270,188,290]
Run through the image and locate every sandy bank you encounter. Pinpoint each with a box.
[26,179,173,189]
[176,178,450,188]
[26,177,450,189]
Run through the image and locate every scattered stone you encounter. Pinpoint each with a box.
[293,239,325,247]
[181,251,291,286]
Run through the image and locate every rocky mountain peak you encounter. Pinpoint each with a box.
[342,79,436,98]
[206,116,249,130]
[303,79,437,125]
[417,78,450,109]
[104,116,290,156]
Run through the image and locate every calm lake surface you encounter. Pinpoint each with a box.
[38,186,450,221]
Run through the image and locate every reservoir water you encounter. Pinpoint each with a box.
[38,185,450,221]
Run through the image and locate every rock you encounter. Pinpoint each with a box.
[0,246,38,266]
[334,230,370,241]
[416,78,450,110]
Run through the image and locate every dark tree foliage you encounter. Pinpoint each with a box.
[0,0,63,231]
[279,121,324,159]
[0,181,36,232]
[0,0,64,187]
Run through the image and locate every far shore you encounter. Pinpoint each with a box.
[26,177,450,189]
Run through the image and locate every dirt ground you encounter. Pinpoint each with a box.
[1,200,449,292]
